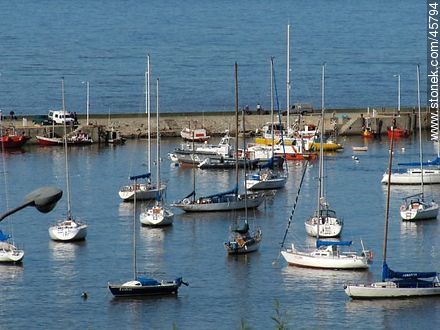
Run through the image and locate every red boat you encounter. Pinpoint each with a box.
[36,132,93,146]
[0,132,31,149]
[387,127,409,138]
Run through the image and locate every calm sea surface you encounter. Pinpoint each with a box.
[0,0,428,117]
[1,134,440,329]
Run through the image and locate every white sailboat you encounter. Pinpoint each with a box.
[279,158,370,269]
[246,57,287,191]
[139,78,174,226]
[118,55,166,201]
[172,63,265,213]
[304,65,343,238]
[399,65,439,221]
[49,79,87,242]
[280,64,369,270]
[345,132,440,299]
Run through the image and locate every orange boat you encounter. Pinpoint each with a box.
[387,127,409,138]
[0,130,30,148]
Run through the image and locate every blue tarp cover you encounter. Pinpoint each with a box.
[0,230,10,241]
[200,185,238,200]
[382,262,438,281]
[398,156,440,166]
[136,275,160,286]
[260,157,274,169]
[129,173,151,181]
[316,240,352,248]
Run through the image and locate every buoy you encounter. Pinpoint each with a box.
[81,292,88,300]
[401,147,405,152]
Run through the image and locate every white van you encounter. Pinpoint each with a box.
[48,110,75,125]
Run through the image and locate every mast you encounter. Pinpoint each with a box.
[416,64,424,197]
[317,65,325,218]
[133,179,137,278]
[146,55,152,179]
[235,62,239,197]
[156,78,161,201]
[243,108,248,221]
[61,78,72,220]
[286,24,291,134]
[271,57,275,157]
[86,81,90,126]
[383,130,394,272]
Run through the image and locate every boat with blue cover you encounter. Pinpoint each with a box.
[345,127,440,298]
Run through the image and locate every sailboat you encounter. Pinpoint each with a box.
[139,78,174,226]
[246,57,287,191]
[225,77,262,254]
[279,164,370,269]
[399,65,439,221]
[304,65,343,238]
[48,79,87,242]
[344,130,440,298]
[108,176,187,297]
[171,63,266,213]
[118,55,166,201]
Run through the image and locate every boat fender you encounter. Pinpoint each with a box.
[182,198,190,205]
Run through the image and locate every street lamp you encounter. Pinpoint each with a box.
[0,186,63,222]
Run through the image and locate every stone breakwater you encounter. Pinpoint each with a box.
[1,108,429,144]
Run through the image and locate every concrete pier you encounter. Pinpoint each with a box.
[1,107,429,144]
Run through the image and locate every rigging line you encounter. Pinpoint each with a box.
[276,159,309,258]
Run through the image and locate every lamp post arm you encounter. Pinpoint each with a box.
[0,201,33,222]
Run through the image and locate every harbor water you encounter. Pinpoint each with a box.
[1,134,440,329]
[0,0,427,116]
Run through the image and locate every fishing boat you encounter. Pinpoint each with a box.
[36,131,93,146]
[169,131,233,166]
[48,79,87,242]
[180,127,210,142]
[118,56,166,202]
[109,174,187,297]
[399,65,439,221]
[246,58,287,191]
[0,230,24,263]
[172,63,266,212]
[139,79,174,226]
[344,131,440,299]
[387,126,409,138]
[0,128,30,149]
[103,127,126,145]
[304,65,343,238]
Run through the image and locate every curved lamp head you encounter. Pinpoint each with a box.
[23,186,63,213]
[0,186,63,222]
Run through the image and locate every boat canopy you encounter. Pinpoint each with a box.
[233,221,249,234]
[316,240,352,248]
[382,262,438,281]
[136,275,160,286]
[200,185,238,200]
[398,157,440,166]
[0,230,11,241]
[129,173,151,181]
[260,157,274,169]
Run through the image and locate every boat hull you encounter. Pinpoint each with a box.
[119,184,166,202]
[0,135,30,148]
[224,240,261,254]
[400,203,439,221]
[108,282,181,297]
[48,221,87,241]
[304,216,343,238]
[345,282,440,299]
[140,207,174,226]
[0,243,24,263]
[382,169,440,185]
[246,176,287,190]
[281,249,368,269]
[172,193,265,212]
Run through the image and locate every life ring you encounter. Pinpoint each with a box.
[400,205,406,212]
[182,198,190,205]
